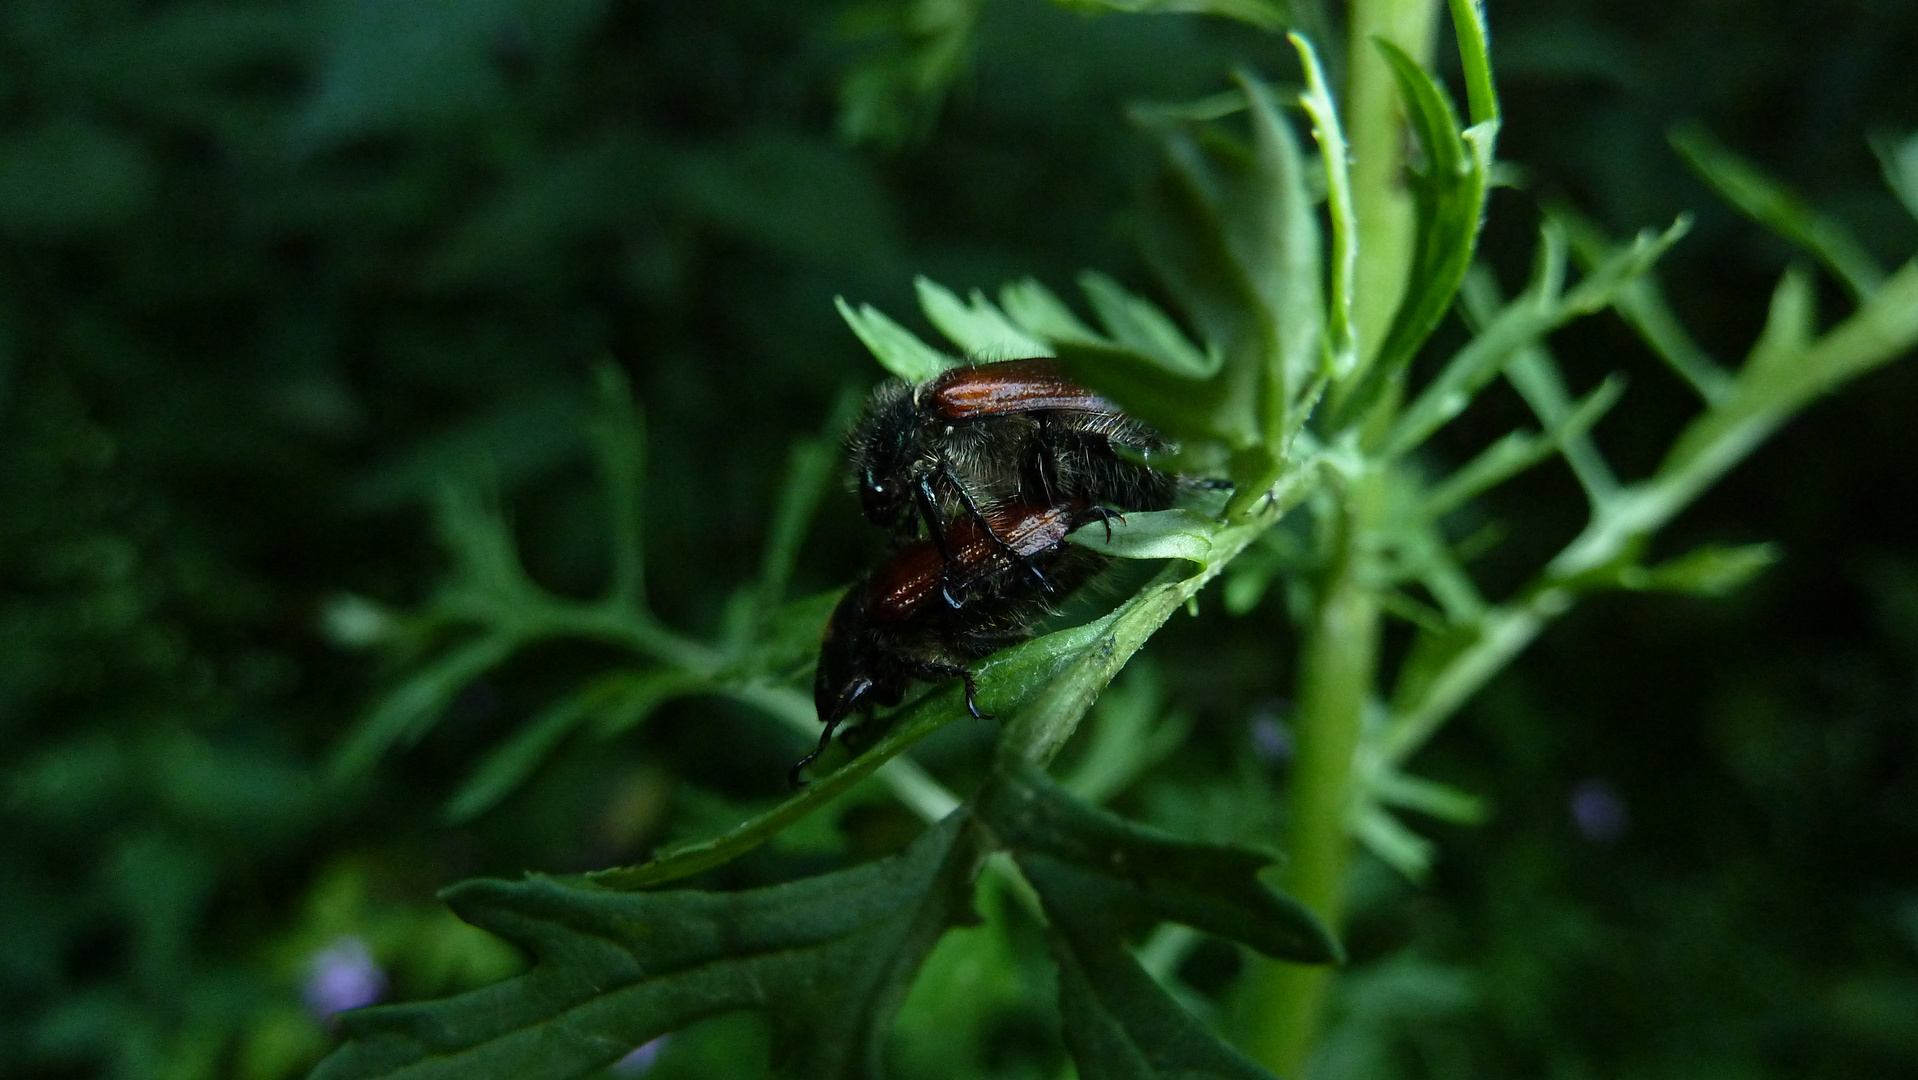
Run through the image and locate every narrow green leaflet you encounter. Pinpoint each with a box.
[1053,339,1241,450]
[980,765,1340,965]
[1614,542,1780,597]
[1551,206,1732,404]
[312,813,985,1080]
[1380,217,1686,459]
[1414,374,1624,521]
[1290,34,1354,381]
[1445,0,1499,128]
[1048,0,1290,31]
[999,276,1109,346]
[1000,273,1239,444]
[1660,260,1918,484]
[1238,69,1324,447]
[1350,803,1438,881]
[1077,271,1221,378]
[587,364,648,606]
[1671,124,1886,301]
[1871,130,1918,220]
[835,295,958,381]
[915,276,1052,358]
[443,669,699,825]
[724,418,849,653]
[328,634,519,783]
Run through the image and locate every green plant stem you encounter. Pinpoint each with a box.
[1240,473,1384,1074]
[1239,0,1439,1070]
[1344,0,1443,376]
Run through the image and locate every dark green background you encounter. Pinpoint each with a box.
[3,1,1914,1077]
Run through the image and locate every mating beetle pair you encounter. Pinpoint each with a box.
[796,358,1179,781]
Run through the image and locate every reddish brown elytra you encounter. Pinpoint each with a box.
[926,358,1116,420]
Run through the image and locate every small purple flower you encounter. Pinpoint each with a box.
[304,936,387,1020]
[612,1035,671,1075]
[1249,710,1293,765]
[1569,778,1629,843]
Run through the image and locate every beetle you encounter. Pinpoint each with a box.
[845,358,1174,602]
[795,497,1115,783]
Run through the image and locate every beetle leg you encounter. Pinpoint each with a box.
[908,659,992,720]
[788,715,844,787]
[1080,505,1124,543]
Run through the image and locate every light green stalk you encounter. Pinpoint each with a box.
[1345,0,1443,373]
[1239,0,1440,1072]
[1239,473,1384,1073]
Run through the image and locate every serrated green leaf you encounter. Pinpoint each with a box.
[312,813,985,1080]
[1671,125,1886,301]
[982,766,1340,964]
[835,296,958,381]
[915,276,1051,358]
[1045,907,1279,1080]
[1618,543,1779,598]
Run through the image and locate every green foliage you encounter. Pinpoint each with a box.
[317,768,1339,1080]
[7,1,1917,1078]
[314,815,987,1080]
[314,0,1918,1070]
